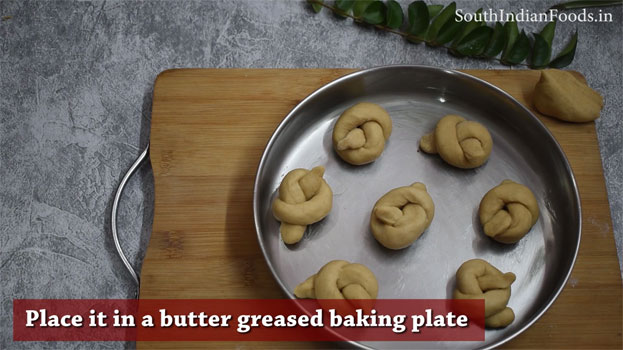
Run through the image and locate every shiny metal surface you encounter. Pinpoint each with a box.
[253,66,581,349]
[111,142,150,297]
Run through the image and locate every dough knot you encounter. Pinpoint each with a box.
[272,166,333,244]
[332,102,392,165]
[454,259,516,328]
[420,114,492,169]
[294,260,378,300]
[479,180,539,244]
[370,182,435,250]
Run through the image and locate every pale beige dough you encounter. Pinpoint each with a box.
[453,259,516,328]
[479,180,539,244]
[294,260,378,300]
[332,102,392,165]
[272,166,332,244]
[370,182,435,250]
[533,69,603,123]
[420,114,492,169]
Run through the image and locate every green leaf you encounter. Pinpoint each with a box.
[335,0,355,12]
[406,1,429,39]
[540,21,556,47]
[483,22,505,58]
[502,30,530,65]
[501,17,518,60]
[532,21,556,68]
[456,26,493,56]
[434,14,465,45]
[308,0,323,13]
[362,1,386,25]
[530,33,551,69]
[549,31,578,68]
[353,0,374,17]
[550,0,622,10]
[452,8,483,47]
[427,4,443,18]
[385,1,404,29]
[426,2,456,43]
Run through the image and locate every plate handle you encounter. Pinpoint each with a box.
[111,143,150,297]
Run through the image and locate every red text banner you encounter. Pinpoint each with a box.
[14,299,485,342]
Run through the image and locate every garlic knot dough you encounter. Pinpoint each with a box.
[370,182,435,250]
[272,166,333,244]
[453,259,516,328]
[479,180,539,244]
[420,115,492,169]
[294,260,378,300]
[332,102,392,165]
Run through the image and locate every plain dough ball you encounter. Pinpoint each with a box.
[370,182,435,250]
[533,69,603,123]
[453,259,516,328]
[332,102,392,165]
[479,180,539,244]
[420,114,492,169]
[272,166,333,244]
[294,260,378,300]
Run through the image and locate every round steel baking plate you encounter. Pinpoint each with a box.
[253,65,581,349]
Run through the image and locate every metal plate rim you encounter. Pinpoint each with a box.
[252,64,582,349]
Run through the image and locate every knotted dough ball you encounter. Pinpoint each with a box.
[479,180,539,244]
[272,166,332,244]
[294,260,378,300]
[420,115,492,169]
[533,69,603,123]
[370,183,435,250]
[454,259,516,328]
[332,102,392,165]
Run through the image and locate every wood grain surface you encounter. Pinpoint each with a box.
[138,69,622,349]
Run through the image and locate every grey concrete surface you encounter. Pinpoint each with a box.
[0,0,621,349]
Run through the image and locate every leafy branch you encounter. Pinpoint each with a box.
[308,0,582,68]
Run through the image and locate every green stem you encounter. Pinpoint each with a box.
[550,0,623,10]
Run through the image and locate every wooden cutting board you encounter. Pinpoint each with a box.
[138,69,622,349]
